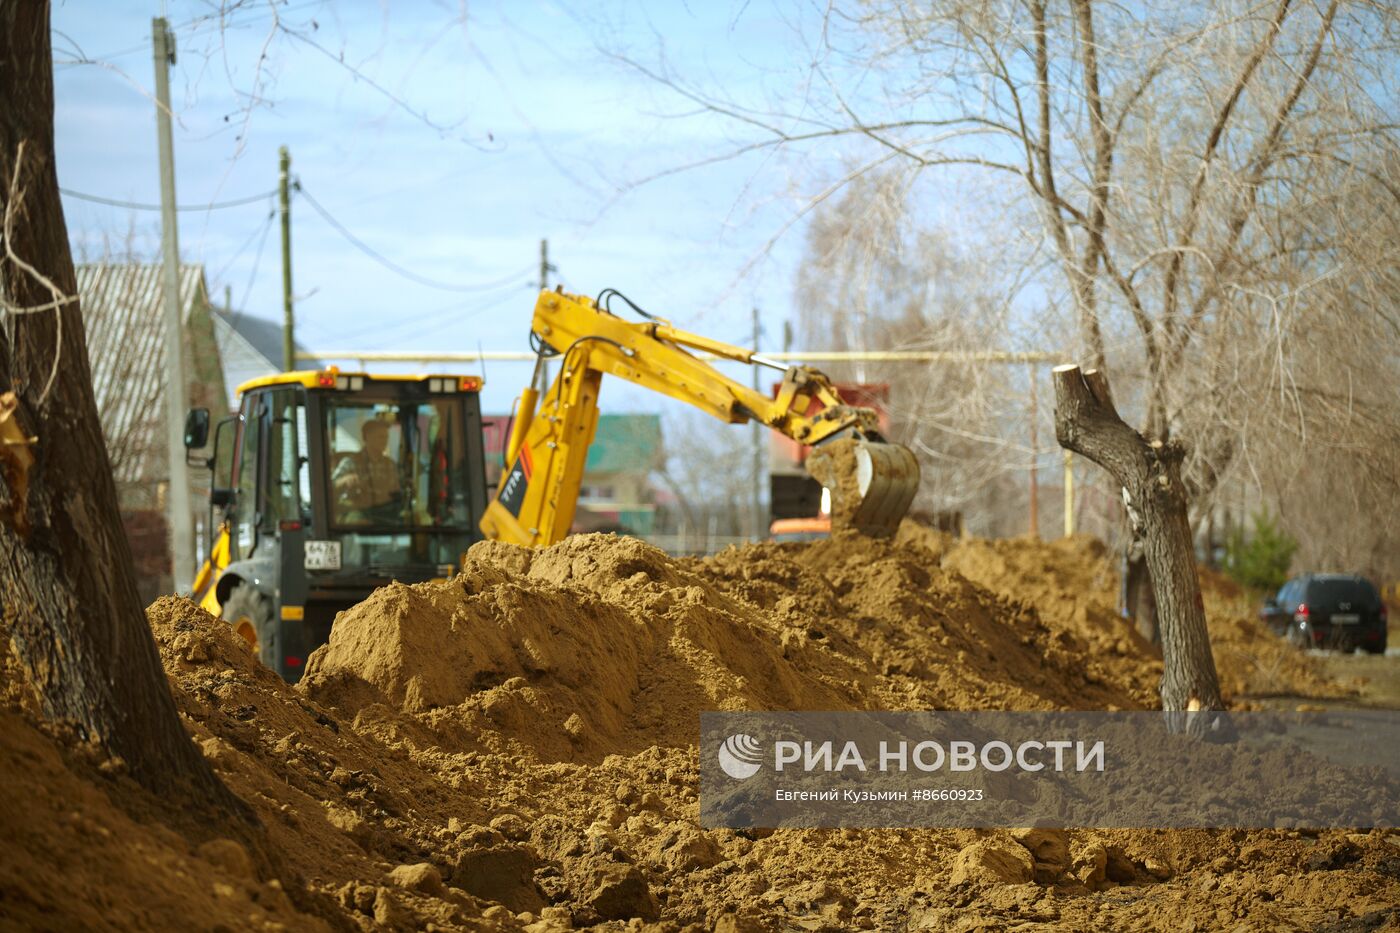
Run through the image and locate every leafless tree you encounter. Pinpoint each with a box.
[610,0,1399,508]
[792,169,1047,535]
[1210,171,1400,580]
[608,0,1400,710]
[653,410,759,547]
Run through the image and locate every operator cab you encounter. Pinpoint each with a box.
[187,368,488,681]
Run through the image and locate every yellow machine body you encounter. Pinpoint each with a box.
[481,290,920,547]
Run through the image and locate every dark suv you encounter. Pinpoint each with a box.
[1260,574,1388,653]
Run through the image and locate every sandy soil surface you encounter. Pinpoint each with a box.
[2,526,1396,931]
[1311,652,1400,709]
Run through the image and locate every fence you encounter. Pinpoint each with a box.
[642,534,757,557]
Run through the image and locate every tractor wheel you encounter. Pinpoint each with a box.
[222,583,273,665]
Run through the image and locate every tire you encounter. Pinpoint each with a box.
[221,582,274,667]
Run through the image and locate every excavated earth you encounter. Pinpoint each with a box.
[2,526,1397,931]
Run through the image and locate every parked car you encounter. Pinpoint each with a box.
[1260,574,1388,653]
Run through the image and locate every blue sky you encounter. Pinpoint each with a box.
[51,0,829,414]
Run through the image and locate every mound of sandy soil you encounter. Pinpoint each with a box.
[1194,566,1353,702]
[301,535,860,764]
[695,533,1142,711]
[938,534,1163,708]
[2,530,1394,931]
[301,533,1145,771]
[940,531,1349,704]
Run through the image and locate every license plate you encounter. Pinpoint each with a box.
[304,540,342,571]
[1332,613,1360,625]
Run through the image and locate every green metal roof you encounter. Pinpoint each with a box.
[585,414,663,473]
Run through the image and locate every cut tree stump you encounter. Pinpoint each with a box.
[1052,364,1230,736]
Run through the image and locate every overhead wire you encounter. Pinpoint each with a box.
[237,206,278,323]
[212,203,278,293]
[318,282,533,347]
[67,171,544,344]
[52,39,150,66]
[59,187,278,212]
[294,182,535,294]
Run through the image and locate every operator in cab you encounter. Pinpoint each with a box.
[334,418,402,523]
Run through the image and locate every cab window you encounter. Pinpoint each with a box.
[326,396,471,529]
[263,387,308,527]
[232,394,261,557]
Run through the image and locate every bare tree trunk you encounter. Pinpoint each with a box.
[1052,365,1226,728]
[0,1,241,811]
[1124,547,1159,645]
[1029,0,1106,371]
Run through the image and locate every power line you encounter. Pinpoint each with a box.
[307,283,530,347]
[294,182,535,293]
[238,208,278,323]
[59,187,277,212]
[213,207,278,299]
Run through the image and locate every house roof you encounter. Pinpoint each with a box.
[77,263,208,487]
[215,308,288,368]
[210,309,317,410]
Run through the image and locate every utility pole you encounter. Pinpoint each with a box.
[538,239,556,386]
[152,17,194,594]
[279,146,294,371]
[538,238,554,291]
[751,307,764,541]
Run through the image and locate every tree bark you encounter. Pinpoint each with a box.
[0,1,241,811]
[1052,365,1228,732]
[1124,548,1159,645]
[1029,0,1106,371]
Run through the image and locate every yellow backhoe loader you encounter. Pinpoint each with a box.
[185,370,490,681]
[481,289,920,546]
[187,289,918,683]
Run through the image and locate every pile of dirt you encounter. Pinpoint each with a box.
[2,530,1395,931]
[301,536,858,764]
[800,436,866,531]
[694,533,1142,712]
[937,534,1163,708]
[1195,566,1353,702]
[938,531,1348,704]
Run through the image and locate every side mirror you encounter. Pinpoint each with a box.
[184,408,210,449]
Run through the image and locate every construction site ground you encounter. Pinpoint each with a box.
[2,525,1397,931]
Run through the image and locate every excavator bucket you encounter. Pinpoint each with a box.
[805,436,920,538]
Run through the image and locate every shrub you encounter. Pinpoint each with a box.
[1224,512,1298,592]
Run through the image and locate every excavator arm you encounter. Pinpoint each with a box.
[479,290,919,547]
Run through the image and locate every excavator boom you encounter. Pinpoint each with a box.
[480,290,919,547]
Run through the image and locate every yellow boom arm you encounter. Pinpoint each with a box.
[480,290,917,547]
